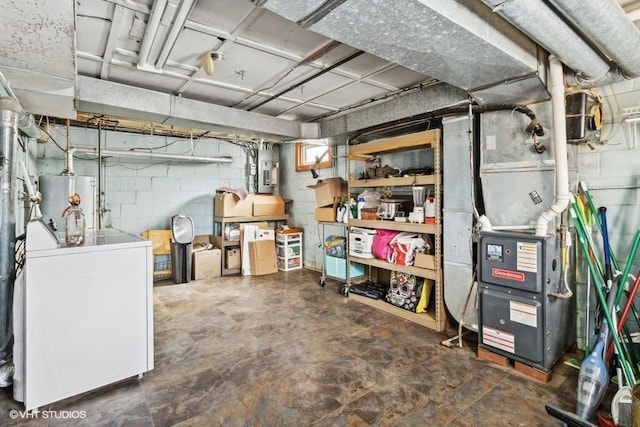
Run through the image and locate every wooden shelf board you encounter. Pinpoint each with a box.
[214,214,289,222]
[349,175,436,188]
[348,129,441,159]
[349,255,437,279]
[348,293,439,329]
[348,219,437,234]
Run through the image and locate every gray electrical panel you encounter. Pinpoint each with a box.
[257,149,275,194]
[478,231,575,371]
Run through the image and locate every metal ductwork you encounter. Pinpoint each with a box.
[547,0,640,78]
[0,97,19,358]
[481,0,610,79]
[75,76,306,142]
[263,0,545,94]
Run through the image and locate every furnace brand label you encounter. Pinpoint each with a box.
[491,268,525,282]
[483,326,515,353]
[516,241,538,273]
[509,300,538,328]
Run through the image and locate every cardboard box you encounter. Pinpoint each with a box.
[253,195,285,216]
[248,239,277,275]
[214,192,252,217]
[226,247,241,270]
[315,206,335,222]
[192,248,221,279]
[414,253,435,269]
[307,177,347,207]
[191,235,221,280]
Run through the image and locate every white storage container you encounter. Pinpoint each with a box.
[349,228,376,258]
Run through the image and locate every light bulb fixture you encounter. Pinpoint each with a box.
[311,169,319,179]
[202,51,225,76]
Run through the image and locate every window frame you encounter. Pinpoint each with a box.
[295,143,332,172]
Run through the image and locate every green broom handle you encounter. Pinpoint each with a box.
[584,189,640,332]
[615,230,640,307]
[570,203,636,384]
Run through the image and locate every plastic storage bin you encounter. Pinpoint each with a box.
[325,255,365,280]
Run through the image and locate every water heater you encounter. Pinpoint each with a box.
[38,175,96,232]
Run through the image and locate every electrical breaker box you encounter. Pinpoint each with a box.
[257,149,275,194]
[478,231,575,371]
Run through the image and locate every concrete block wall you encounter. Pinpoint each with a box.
[280,143,347,271]
[35,126,248,236]
[579,78,640,274]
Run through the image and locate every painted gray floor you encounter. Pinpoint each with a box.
[0,269,587,426]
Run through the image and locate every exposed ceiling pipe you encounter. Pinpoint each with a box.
[62,119,75,175]
[0,97,20,358]
[535,56,570,237]
[155,0,196,69]
[137,0,168,67]
[481,0,610,79]
[547,0,640,78]
[73,146,234,163]
[0,71,46,141]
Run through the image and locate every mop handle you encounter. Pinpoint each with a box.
[599,207,612,274]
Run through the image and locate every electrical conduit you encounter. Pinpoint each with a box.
[535,56,570,237]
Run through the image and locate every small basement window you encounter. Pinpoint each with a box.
[295,143,332,172]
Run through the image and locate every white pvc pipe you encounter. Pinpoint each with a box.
[73,146,234,163]
[535,56,570,236]
[492,225,535,231]
[137,0,167,67]
[155,0,195,69]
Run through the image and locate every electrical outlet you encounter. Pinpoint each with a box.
[250,163,257,176]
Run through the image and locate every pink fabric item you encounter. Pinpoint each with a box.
[371,229,400,260]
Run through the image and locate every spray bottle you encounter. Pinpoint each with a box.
[357,197,365,219]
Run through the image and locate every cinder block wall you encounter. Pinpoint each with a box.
[279,143,347,271]
[580,79,640,273]
[36,126,248,236]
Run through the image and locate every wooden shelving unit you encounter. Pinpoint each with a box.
[213,214,289,275]
[346,128,446,332]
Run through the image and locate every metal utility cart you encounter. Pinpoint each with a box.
[318,221,365,294]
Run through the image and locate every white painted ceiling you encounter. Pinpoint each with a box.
[1,0,640,141]
[75,0,433,123]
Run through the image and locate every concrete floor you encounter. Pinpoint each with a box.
[0,269,587,426]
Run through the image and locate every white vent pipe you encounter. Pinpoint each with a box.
[535,56,570,237]
[73,146,234,163]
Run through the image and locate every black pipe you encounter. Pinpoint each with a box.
[348,102,545,145]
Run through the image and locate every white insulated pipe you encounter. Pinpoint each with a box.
[137,0,167,67]
[548,0,640,78]
[535,56,570,237]
[482,0,610,79]
[73,146,234,163]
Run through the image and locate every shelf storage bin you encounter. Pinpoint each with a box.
[325,255,365,280]
[276,231,303,271]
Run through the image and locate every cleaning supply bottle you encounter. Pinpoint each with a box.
[576,339,609,420]
[350,198,357,219]
[357,197,365,219]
